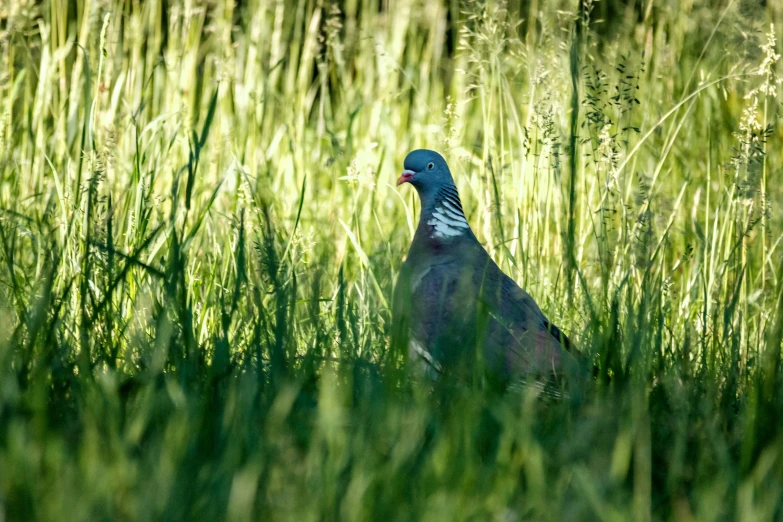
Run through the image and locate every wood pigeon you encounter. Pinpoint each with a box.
[392,149,582,389]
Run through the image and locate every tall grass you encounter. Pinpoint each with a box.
[1,0,782,520]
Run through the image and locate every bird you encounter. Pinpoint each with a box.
[391,149,582,391]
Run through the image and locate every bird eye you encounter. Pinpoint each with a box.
[427,162,434,170]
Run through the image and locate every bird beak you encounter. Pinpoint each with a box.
[397,169,415,186]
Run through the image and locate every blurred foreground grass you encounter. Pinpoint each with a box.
[1,0,783,520]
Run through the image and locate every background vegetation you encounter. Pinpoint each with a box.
[1,0,783,519]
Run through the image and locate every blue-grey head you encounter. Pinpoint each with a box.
[397,149,455,197]
[398,149,469,240]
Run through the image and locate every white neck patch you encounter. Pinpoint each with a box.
[426,204,469,239]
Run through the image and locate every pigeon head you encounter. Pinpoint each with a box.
[398,149,471,242]
[397,149,454,195]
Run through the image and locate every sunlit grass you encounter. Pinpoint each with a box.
[1,0,782,520]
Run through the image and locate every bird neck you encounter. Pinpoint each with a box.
[413,183,473,245]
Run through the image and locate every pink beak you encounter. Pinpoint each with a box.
[397,169,415,186]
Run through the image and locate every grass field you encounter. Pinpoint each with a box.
[1,0,783,520]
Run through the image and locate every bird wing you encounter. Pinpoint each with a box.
[475,256,579,379]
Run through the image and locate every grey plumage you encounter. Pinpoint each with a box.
[392,149,581,387]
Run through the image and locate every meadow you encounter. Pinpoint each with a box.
[1,0,783,520]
